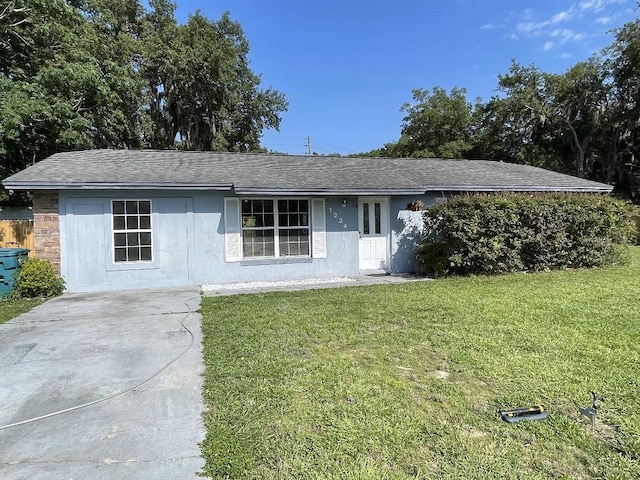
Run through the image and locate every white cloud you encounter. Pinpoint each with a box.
[517,21,548,35]
[596,16,613,24]
[579,0,631,13]
[550,29,587,43]
[551,11,573,23]
[517,22,535,33]
[490,0,633,52]
[579,0,606,12]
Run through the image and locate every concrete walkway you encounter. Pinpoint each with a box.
[0,287,205,479]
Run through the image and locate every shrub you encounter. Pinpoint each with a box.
[13,257,65,298]
[416,242,449,277]
[417,193,638,276]
[632,206,640,245]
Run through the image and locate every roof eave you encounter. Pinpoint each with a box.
[233,187,427,196]
[2,182,613,195]
[1,182,234,191]
[423,185,613,193]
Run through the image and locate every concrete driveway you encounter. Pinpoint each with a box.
[0,287,205,479]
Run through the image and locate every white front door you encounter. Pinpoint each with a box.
[358,198,390,272]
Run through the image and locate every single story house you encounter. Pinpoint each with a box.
[2,150,613,293]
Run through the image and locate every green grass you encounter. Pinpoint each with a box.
[200,247,640,479]
[0,298,42,325]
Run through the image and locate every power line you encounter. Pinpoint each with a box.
[262,135,364,156]
[311,138,358,154]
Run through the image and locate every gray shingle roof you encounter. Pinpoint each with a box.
[2,149,613,194]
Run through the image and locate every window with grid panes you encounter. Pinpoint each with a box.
[278,199,309,256]
[241,199,309,258]
[112,200,152,262]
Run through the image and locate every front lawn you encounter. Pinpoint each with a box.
[200,248,640,479]
[0,298,42,325]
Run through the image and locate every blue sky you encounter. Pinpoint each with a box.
[172,1,638,155]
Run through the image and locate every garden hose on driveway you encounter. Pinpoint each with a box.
[0,294,200,431]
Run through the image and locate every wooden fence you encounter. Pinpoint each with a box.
[0,220,35,255]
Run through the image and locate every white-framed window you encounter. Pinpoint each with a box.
[225,197,325,262]
[241,198,310,258]
[277,199,310,256]
[111,200,152,262]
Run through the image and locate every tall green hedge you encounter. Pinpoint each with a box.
[417,193,638,276]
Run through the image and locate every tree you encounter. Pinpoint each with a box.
[0,0,31,78]
[473,60,608,178]
[141,4,288,151]
[0,0,288,196]
[0,0,149,184]
[0,0,94,182]
[470,95,546,165]
[605,9,640,199]
[78,0,148,148]
[394,87,473,158]
[542,60,608,178]
[354,142,400,158]
[139,0,179,149]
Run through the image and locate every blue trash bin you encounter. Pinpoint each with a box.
[0,248,30,295]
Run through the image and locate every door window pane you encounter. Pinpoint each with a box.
[363,203,370,235]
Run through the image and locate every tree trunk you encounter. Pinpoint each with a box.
[565,118,584,178]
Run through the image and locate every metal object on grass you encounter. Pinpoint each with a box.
[579,392,599,431]
[499,405,548,423]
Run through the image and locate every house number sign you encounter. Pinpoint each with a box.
[328,207,348,229]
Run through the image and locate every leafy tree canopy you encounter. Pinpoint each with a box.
[393,87,474,159]
[142,4,287,151]
[0,0,288,194]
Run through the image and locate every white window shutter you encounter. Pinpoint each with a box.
[311,198,327,258]
[224,197,242,262]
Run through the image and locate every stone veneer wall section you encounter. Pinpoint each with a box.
[32,191,61,273]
